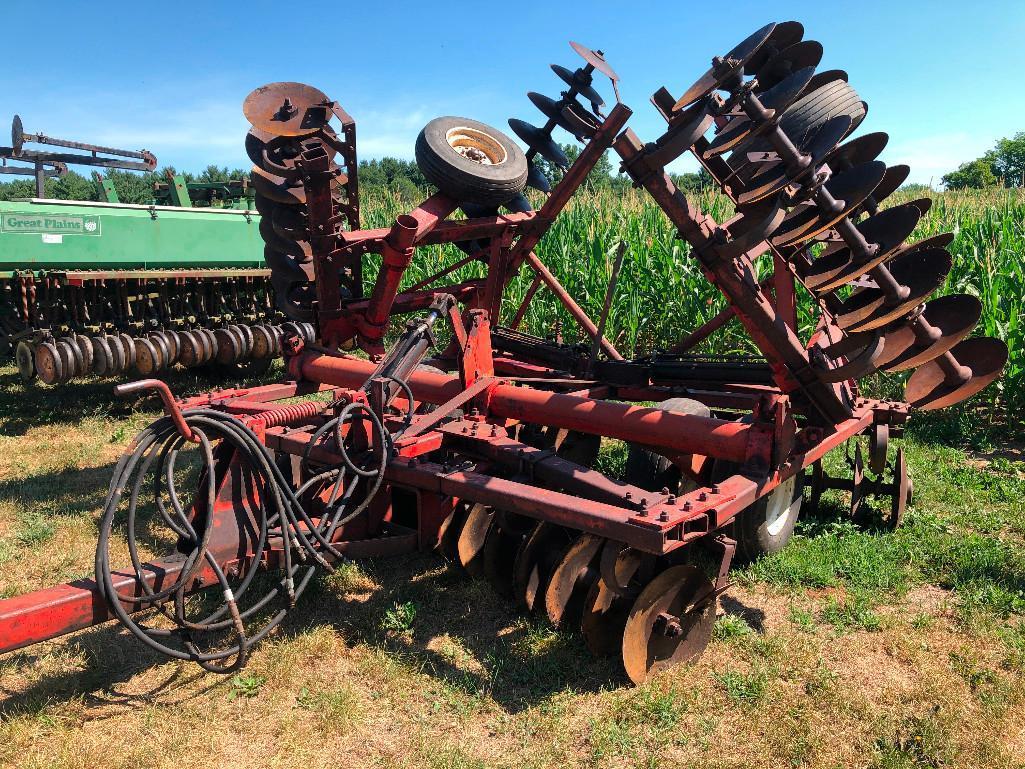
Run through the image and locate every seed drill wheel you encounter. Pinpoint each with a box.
[15,340,36,382]
[621,565,716,685]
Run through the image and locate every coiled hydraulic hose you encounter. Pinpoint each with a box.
[94,402,396,672]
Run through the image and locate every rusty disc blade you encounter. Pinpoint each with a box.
[746,21,804,74]
[885,232,955,263]
[907,197,932,216]
[436,501,471,561]
[528,92,598,138]
[251,165,306,206]
[904,337,1008,411]
[251,325,274,360]
[770,159,886,247]
[107,335,126,373]
[822,132,889,173]
[481,511,534,599]
[755,40,824,92]
[856,164,910,214]
[581,546,650,657]
[850,443,867,520]
[703,66,816,158]
[889,447,910,528]
[233,324,254,357]
[34,341,62,385]
[508,119,568,167]
[673,22,778,110]
[544,533,604,628]
[837,247,952,332]
[512,522,574,612]
[149,333,170,370]
[456,503,495,578]
[734,114,852,205]
[118,333,136,368]
[243,82,332,138]
[813,331,884,383]
[178,331,201,367]
[214,328,242,365]
[260,216,312,259]
[877,294,982,372]
[569,41,620,81]
[134,337,158,375]
[90,336,111,376]
[805,203,922,292]
[74,335,94,372]
[551,64,604,108]
[58,337,83,378]
[621,565,716,685]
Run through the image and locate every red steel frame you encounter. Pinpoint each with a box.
[0,86,911,658]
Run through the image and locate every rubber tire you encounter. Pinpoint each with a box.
[733,473,804,562]
[415,116,528,207]
[624,398,711,492]
[737,79,865,163]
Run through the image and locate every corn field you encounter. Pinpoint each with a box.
[358,185,1024,422]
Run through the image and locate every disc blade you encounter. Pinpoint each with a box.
[251,165,306,206]
[904,337,1008,411]
[512,522,574,612]
[551,64,604,107]
[755,40,824,92]
[544,533,603,628]
[621,565,716,685]
[526,160,551,193]
[508,119,568,167]
[456,503,495,578]
[856,164,910,214]
[770,159,886,247]
[822,132,889,173]
[570,41,620,82]
[481,511,534,599]
[733,114,853,205]
[745,21,805,73]
[805,203,922,292]
[243,81,332,138]
[673,22,778,109]
[877,294,982,372]
[836,247,952,332]
[703,66,816,159]
[581,545,650,657]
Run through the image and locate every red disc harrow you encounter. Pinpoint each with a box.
[0,22,1007,684]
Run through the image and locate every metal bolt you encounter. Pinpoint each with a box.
[698,491,708,501]
[659,511,669,522]
[661,487,670,495]
[683,501,692,511]
[667,494,676,505]
[711,484,720,495]
[625,491,632,500]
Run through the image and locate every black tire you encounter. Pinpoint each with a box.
[415,117,528,206]
[624,398,710,493]
[734,79,865,165]
[733,473,804,562]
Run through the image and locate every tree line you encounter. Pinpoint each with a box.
[942,132,1025,189]
[0,144,710,203]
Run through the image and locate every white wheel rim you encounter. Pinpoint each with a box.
[765,475,797,537]
[446,126,507,165]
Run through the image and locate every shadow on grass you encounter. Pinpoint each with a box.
[0,551,621,717]
[0,362,284,437]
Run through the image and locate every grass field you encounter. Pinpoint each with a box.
[1,186,1023,767]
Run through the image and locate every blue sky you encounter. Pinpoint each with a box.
[8,1,1024,186]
